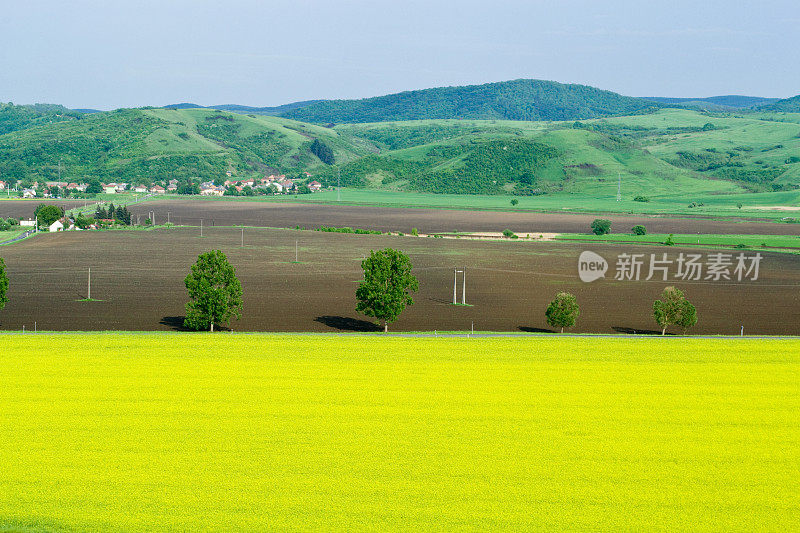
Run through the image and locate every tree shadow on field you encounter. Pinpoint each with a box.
[160,316,232,332]
[315,315,382,332]
[160,316,192,331]
[612,326,671,335]
[518,326,555,333]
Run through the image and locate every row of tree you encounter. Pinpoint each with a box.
[0,246,697,335]
[545,287,697,335]
[94,203,132,225]
[179,248,696,335]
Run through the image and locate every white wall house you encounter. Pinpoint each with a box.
[49,220,64,232]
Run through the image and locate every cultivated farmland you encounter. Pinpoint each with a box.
[123,199,800,235]
[0,227,798,334]
[1,335,798,531]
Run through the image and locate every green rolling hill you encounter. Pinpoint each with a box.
[1,96,799,203]
[0,107,370,183]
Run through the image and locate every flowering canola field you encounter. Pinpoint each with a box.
[1,334,798,531]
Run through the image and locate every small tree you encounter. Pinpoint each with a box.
[356,248,418,332]
[590,219,611,235]
[631,224,647,235]
[184,250,243,332]
[510,198,519,206]
[0,257,8,313]
[653,286,697,335]
[545,292,579,333]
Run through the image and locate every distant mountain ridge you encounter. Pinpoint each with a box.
[163,100,323,116]
[644,95,779,110]
[279,79,664,123]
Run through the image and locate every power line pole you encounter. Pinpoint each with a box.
[337,165,341,202]
[295,240,298,263]
[462,268,466,305]
[241,225,244,247]
[200,218,203,237]
[453,268,457,304]
[453,269,466,304]
[88,267,91,300]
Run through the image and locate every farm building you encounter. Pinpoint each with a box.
[49,220,64,232]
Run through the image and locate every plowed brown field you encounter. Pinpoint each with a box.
[1,227,797,334]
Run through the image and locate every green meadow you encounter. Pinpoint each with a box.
[1,334,798,531]
[556,232,800,251]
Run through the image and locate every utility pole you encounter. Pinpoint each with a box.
[241,225,244,247]
[462,268,466,305]
[617,172,622,202]
[200,218,203,237]
[167,212,171,224]
[88,267,91,300]
[337,165,341,202]
[453,269,466,304]
[295,240,298,263]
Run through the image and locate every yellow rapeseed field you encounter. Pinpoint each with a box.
[1,334,798,531]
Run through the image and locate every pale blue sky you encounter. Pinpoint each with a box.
[1,0,798,109]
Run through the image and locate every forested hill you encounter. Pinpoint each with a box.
[0,103,84,135]
[280,79,663,124]
[758,94,800,112]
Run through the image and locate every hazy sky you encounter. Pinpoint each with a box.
[1,0,798,109]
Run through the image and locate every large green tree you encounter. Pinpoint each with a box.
[34,204,63,227]
[0,257,8,313]
[653,286,697,335]
[545,292,580,333]
[184,250,243,332]
[356,248,418,332]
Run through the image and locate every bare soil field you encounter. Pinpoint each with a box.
[0,227,797,334]
[0,200,91,219]
[126,200,800,236]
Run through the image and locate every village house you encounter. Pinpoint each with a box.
[200,185,225,196]
[308,181,322,192]
[23,188,37,198]
[166,183,178,192]
[134,184,148,193]
[0,180,6,190]
[49,219,64,232]
[115,183,128,192]
[150,185,166,194]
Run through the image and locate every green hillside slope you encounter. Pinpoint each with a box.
[0,108,368,183]
[1,105,798,201]
[758,95,800,112]
[0,103,85,135]
[282,79,663,124]
[319,113,752,196]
